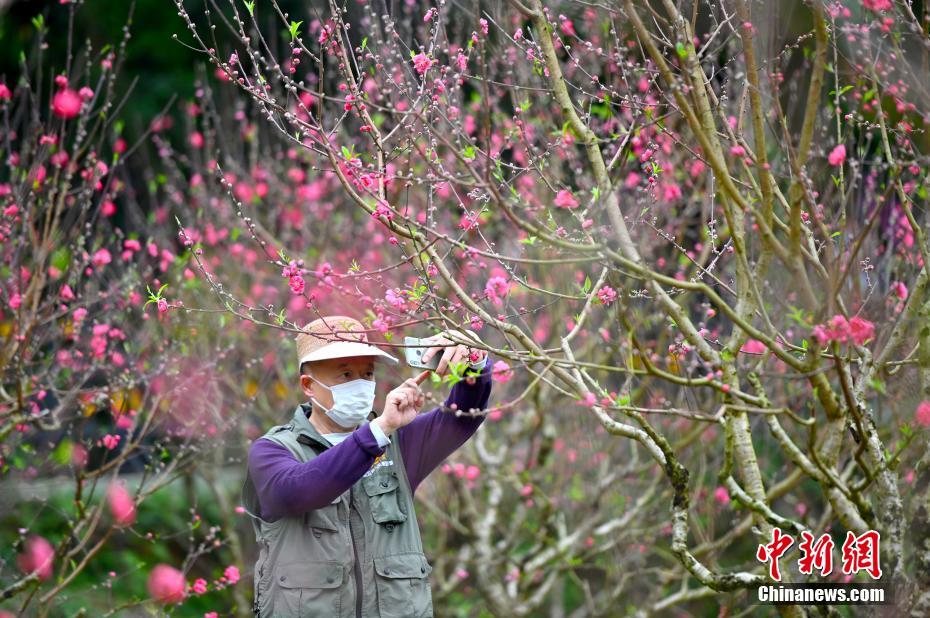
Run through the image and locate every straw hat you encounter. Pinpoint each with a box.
[296,315,399,367]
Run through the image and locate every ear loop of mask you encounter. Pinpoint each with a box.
[305,373,331,413]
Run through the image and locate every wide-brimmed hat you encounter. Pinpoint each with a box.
[296,315,399,367]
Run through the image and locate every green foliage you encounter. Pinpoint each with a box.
[288,20,303,42]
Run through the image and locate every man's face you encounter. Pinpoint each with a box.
[300,356,376,410]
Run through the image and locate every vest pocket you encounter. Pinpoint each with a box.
[273,561,345,618]
[362,471,408,525]
[306,502,340,534]
[373,552,433,618]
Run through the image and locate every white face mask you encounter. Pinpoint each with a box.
[307,374,376,429]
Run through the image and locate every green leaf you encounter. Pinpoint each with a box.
[289,20,303,42]
[51,247,71,272]
[675,42,688,59]
[31,14,44,32]
[462,145,476,160]
[243,0,254,16]
[582,276,592,294]
[360,37,368,51]
[52,439,73,466]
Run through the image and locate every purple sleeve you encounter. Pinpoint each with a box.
[397,356,494,492]
[247,423,386,522]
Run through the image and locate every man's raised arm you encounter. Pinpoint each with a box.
[247,424,387,522]
[397,355,494,493]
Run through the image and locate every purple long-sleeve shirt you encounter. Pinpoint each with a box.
[248,357,493,522]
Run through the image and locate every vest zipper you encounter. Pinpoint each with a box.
[348,500,363,618]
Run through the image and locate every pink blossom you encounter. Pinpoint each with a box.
[519,483,533,497]
[224,565,240,585]
[464,465,480,480]
[385,288,406,309]
[916,401,930,428]
[863,0,892,11]
[713,486,730,505]
[579,392,597,407]
[17,535,54,581]
[147,564,187,604]
[52,88,82,118]
[484,276,510,306]
[848,316,875,345]
[813,314,849,345]
[412,53,434,75]
[828,144,846,167]
[491,360,513,383]
[811,324,830,346]
[78,86,94,100]
[740,339,767,355]
[479,18,488,35]
[157,298,168,313]
[101,434,121,450]
[730,145,746,157]
[596,286,617,305]
[108,481,137,526]
[192,578,208,594]
[92,248,112,267]
[553,189,579,208]
[0,83,10,101]
[60,285,75,301]
[891,281,908,299]
[288,275,305,294]
[9,293,20,309]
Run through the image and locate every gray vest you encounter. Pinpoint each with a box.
[241,403,434,618]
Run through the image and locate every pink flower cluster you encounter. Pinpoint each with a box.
[863,0,892,12]
[17,535,54,581]
[282,261,305,295]
[411,52,435,76]
[916,401,930,428]
[554,189,579,208]
[812,315,875,346]
[147,564,187,604]
[108,481,137,526]
[491,359,513,383]
[441,462,480,480]
[596,286,617,305]
[484,276,510,306]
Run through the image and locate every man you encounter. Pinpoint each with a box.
[241,315,493,618]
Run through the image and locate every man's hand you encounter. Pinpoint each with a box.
[421,329,487,377]
[374,373,428,437]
